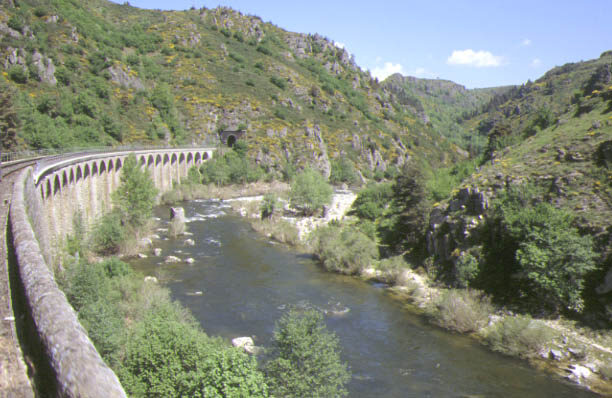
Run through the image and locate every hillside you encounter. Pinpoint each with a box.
[427,51,612,317]
[0,0,466,180]
[382,74,512,155]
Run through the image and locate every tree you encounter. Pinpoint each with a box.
[380,163,429,252]
[265,309,350,398]
[483,185,598,313]
[513,203,597,313]
[113,153,158,228]
[0,81,19,150]
[289,168,333,216]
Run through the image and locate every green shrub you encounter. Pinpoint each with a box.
[256,45,272,56]
[91,211,126,255]
[265,308,350,398]
[64,260,111,312]
[350,182,393,221]
[8,66,27,84]
[289,168,332,216]
[118,302,268,397]
[79,298,125,361]
[430,289,493,333]
[232,31,244,42]
[330,158,358,186]
[228,52,244,63]
[101,258,132,279]
[454,252,480,288]
[7,15,24,33]
[310,224,378,274]
[270,76,286,89]
[484,315,556,357]
[33,7,48,18]
[260,193,278,219]
[186,165,202,185]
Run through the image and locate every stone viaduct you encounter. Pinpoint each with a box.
[9,147,214,397]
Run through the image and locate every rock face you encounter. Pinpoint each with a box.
[305,124,331,179]
[426,186,490,260]
[31,50,57,85]
[107,65,144,91]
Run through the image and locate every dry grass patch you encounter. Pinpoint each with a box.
[428,289,493,333]
[251,218,300,246]
[483,315,557,358]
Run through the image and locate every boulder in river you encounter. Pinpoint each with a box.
[170,207,186,237]
[231,337,262,355]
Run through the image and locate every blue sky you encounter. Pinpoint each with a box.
[111,0,612,88]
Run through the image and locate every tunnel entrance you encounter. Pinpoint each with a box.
[226,135,236,148]
[219,130,246,147]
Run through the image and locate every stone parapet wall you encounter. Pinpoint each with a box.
[10,168,126,397]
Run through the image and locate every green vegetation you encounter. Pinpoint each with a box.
[310,223,378,274]
[481,185,597,314]
[260,193,278,219]
[0,0,457,182]
[112,153,158,228]
[90,211,126,255]
[379,163,430,252]
[428,289,493,333]
[289,168,333,216]
[200,143,264,186]
[119,301,268,397]
[349,182,393,221]
[60,256,269,398]
[265,308,351,398]
[483,315,557,358]
[329,157,359,186]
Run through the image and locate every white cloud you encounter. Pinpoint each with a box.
[412,67,436,78]
[531,58,542,67]
[334,41,345,49]
[521,38,532,46]
[371,62,404,80]
[447,49,504,67]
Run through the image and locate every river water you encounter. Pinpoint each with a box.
[130,200,597,397]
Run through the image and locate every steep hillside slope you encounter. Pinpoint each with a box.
[428,51,612,315]
[0,0,463,179]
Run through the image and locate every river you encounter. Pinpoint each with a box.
[130,199,597,397]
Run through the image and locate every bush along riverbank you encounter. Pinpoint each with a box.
[203,179,612,396]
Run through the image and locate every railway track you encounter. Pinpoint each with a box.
[0,159,38,397]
